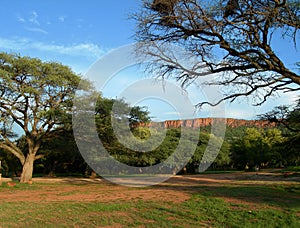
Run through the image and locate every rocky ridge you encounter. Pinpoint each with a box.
[138,118,275,129]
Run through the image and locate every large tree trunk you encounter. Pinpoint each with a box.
[20,153,35,183]
[19,138,41,183]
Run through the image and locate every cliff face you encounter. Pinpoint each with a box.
[142,118,275,129]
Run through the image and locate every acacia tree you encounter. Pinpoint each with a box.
[134,0,300,106]
[0,53,86,183]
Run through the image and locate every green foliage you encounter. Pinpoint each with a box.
[280,132,300,166]
[231,128,287,170]
[132,127,152,140]
[35,127,86,176]
[287,100,300,131]
[258,100,300,166]
[0,149,21,176]
[96,119,232,172]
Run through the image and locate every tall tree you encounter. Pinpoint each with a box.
[134,0,300,106]
[0,53,87,183]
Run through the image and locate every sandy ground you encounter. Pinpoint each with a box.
[0,172,299,204]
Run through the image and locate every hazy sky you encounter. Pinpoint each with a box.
[1,0,299,120]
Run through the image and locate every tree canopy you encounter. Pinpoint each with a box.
[231,127,285,169]
[0,52,86,183]
[134,0,300,107]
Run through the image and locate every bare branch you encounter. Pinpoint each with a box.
[134,0,300,106]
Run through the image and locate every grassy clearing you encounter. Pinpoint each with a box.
[0,178,299,227]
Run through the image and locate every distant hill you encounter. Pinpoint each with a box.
[137,118,275,129]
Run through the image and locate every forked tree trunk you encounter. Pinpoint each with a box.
[20,153,35,183]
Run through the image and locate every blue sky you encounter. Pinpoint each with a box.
[0,0,140,72]
[1,0,299,121]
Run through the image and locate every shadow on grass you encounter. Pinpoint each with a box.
[155,182,300,210]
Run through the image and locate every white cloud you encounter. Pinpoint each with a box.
[29,11,40,25]
[0,37,105,59]
[276,90,299,105]
[58,16,65,22]
[17,16,26,23]
[24,27,48,34]
[17,12,48,34]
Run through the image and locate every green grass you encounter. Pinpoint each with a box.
[0,181,40,190]
[0,195,299,227]
[0,202,132,227]
[284,166,300,172]
[198,184,300,208]
[0,181,299,227]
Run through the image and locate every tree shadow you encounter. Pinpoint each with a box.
[153,174,300,210]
